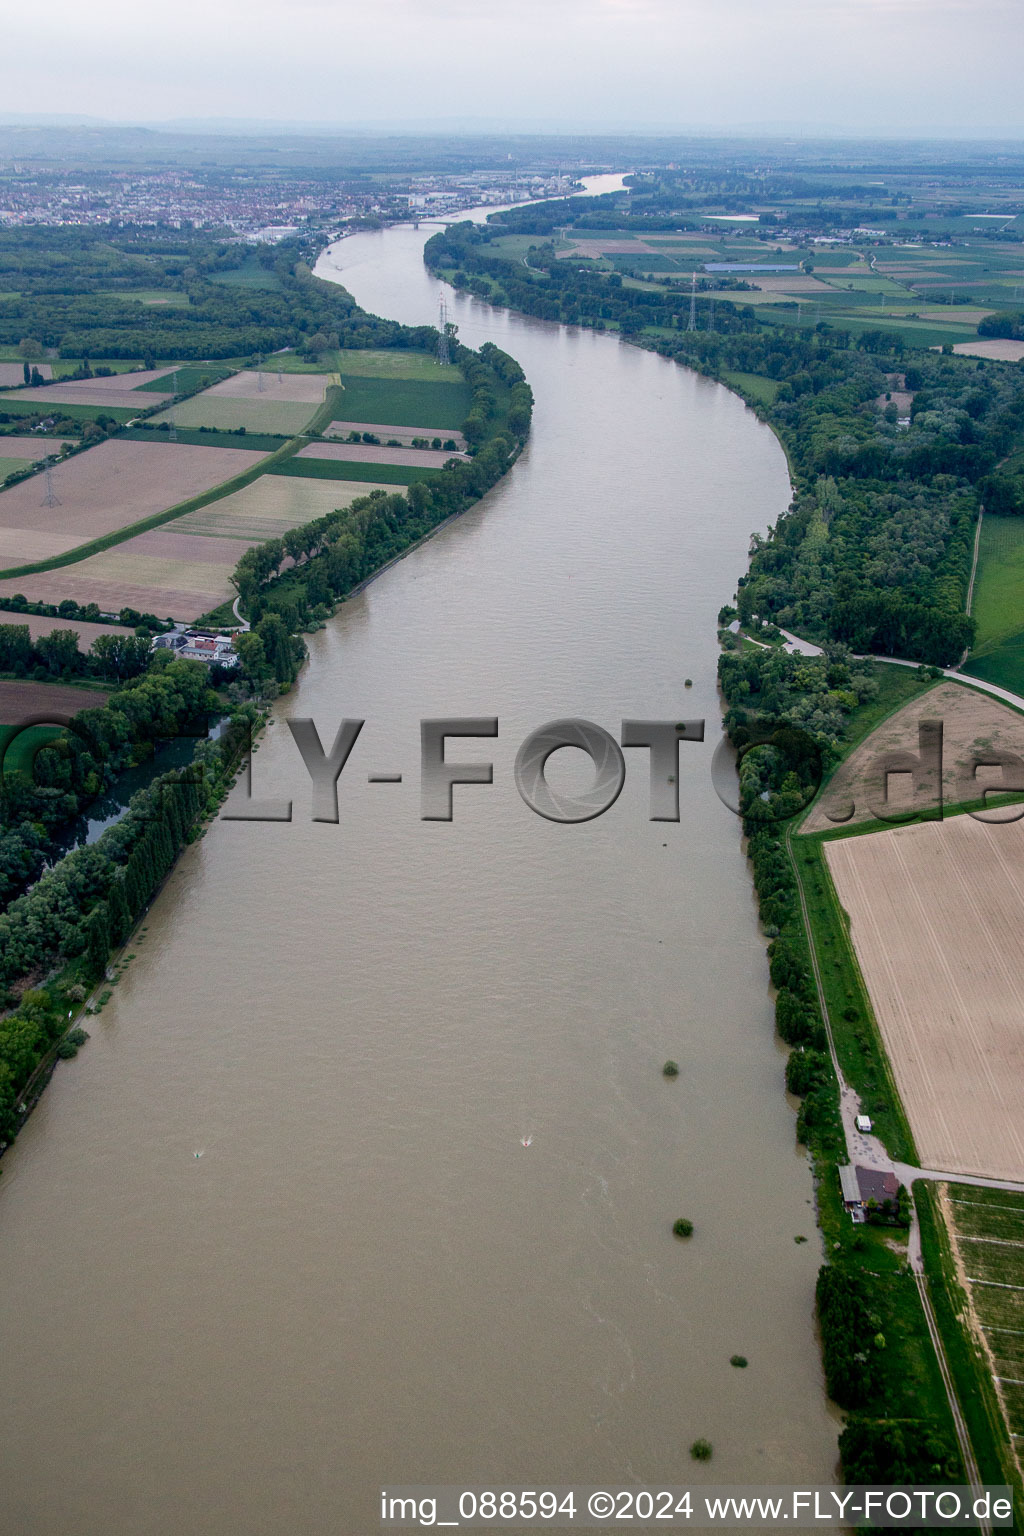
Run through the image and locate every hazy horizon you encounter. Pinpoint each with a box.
[2,0,1021,141]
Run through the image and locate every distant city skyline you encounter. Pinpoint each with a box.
[2,0,1021,139]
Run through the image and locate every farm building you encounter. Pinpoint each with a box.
[153,630,238,668]
[839,1164,900,1221]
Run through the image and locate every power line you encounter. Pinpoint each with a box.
[687,271,697,332]
[41,462,61,508]
[437,295,451,366]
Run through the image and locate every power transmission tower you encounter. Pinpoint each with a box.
[166,415,178,443]
[437,295,451,366]
[708,298,716,333]
[257,370,266,393]
[41,462,61,508]
[687,271,697,332]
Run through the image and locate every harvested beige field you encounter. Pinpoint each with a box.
[0,439,266,570]
[0,472,396,619]
[6,385,171,409]
[826,815,1024,1181]
[950,339,1024,362]
[0,611,134,649]
[325,420,467,449]
[5,369,177,410]
[0,436,69,461]
[173,473,393,542]
[0,677,110,721]
[920,309,993,325]
[0,548,238,623]
[0,363,52,386]
[804,682,1024,834]
[298,442,466,468]
[203,370,330,404]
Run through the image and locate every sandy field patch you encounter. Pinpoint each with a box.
[0,363,52,386]
[203,371,330,404]
[826,815,1024,1181]
[950,339,1024,363]
[298,442,466,468]
[0,612,134,648]
[325,420,467,449]
[0,677,110,721]
[804,682,1024,834]
[0,439,266,570]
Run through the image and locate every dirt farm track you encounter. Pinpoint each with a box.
[826,815,1024,1182]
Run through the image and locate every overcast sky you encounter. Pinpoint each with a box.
[4,0,1023,137]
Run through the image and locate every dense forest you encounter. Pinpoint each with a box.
[0,227,441,361]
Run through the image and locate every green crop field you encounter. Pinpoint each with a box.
[134,366,230,393]
[269,458,444,487]
[209,259,283,290]
[121,427,289,452]
[963,515,1024,694]
[332,374,471,429]
[336,349,464,383]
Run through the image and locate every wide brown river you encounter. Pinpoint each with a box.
[0,179,837,1533]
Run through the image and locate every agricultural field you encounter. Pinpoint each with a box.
[825,815,1024,1182]
[333,349,464,383]
[952,340,1024,363]
[202,370,330,404]
[963,517,1024,695]
[270,459,443,487]
[0,677,111,720]
[332,372,471,429]
[325,419,467,449]
[133,366,228,393]
[297,441,466,469]
[937,1183,1024,1469]
[0,438,267,572]
[803,681,1024,833]
[3,368,178,410]
[0,435,68,463]
[0,611,134,649]
[0,472,395,621]
[0,362,52,385]
[148,393,320,436]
